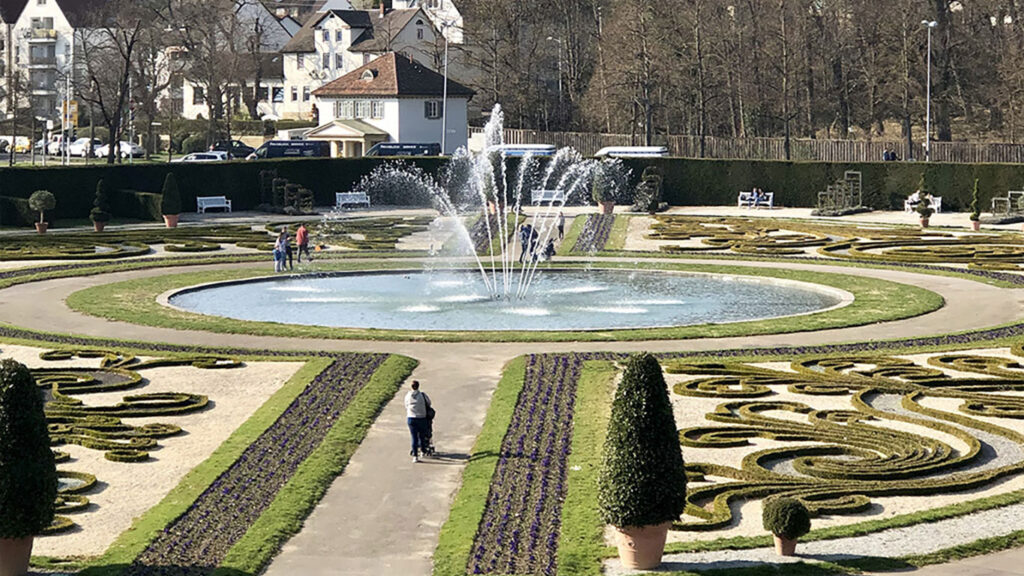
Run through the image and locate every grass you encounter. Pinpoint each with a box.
[556,361,617,576]
[64,261,942,343]
[432,356,526,576]
[558,215,588,256]
[76,357,335,575]
[216,354,417,575]
[604,214,630,251]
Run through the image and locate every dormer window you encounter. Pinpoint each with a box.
[361,69,377,81]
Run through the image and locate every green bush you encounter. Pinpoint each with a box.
[598,352,687,528]
[761,497,811,540]
[970,178,981,221]
[90,179,111,222]
[114,189,162,221]
[181,135,206,154]
[160,172,181,215]
[0,359,58,538]
[28,189,55,224]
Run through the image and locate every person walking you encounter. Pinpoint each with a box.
[280,226,294,271]
[296,223,311,263]
[404,380,432,462]
[273,232,286,273]
[556,211,565,240]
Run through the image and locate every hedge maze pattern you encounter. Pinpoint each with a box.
[667,346,1024,533]
[34,349,241,533]
[647,215,1024,272]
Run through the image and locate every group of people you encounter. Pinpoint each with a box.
[272,223,312,273]
[746,187,767,208]
[518,212,564,263]
[882,147,901,162]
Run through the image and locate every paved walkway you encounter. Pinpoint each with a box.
[3,251,1024,574]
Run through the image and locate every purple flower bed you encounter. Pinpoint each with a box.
[122,354,386,575]
[468,354,584,575]
[571,215,615,253]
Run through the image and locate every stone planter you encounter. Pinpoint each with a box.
[34,222,48,234]
[773,534,798,556]
[600,201,615,215]
[920,217,929,228]
[972,220,981,231]
[612,522,671,570]
[163,214,179,228]
[0,537,33,576]
[93,221,107,232]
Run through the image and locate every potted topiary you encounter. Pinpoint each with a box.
[917,194,934,228]
[90,179,112,232]
[598,352,687,570]
[762,496,811,556]
[592,165,616,215]
[28,190,56,234]
[966,178,981,231]
[160,172,181,228]
[0,359,58,576]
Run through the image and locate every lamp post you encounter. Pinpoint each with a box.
[921,20,937,162]
[546,36,563,122]
[440,21,450,155]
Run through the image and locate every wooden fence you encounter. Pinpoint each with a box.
[470,128,1024,164]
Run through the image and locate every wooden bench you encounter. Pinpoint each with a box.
[904,196,942,213]
[737,191,774,209]
[196,196,232,213]
[336,192,370,209]
[531,189,566,204]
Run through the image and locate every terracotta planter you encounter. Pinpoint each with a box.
[612,522,671,570]
[920,217,929,228]
[34,222,48,234]
[0,537,33,576]
[600,201,615,215]
[773,534,798,556]
[972,220,981,231]
[163,214,179,228]
[93,221,107,232]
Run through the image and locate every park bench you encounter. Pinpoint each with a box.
[737,190,774,209]
[196,196,232,214]
[336,192,371,209]
[531,189,566,205]
[991,191,1024,216]
[904,196,942,213]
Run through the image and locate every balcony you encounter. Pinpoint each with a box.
[30,85,57,96]
[27,56,57,69]
[26,28,57,43]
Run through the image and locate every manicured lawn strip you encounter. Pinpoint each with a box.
[76,357,334,576]
[604,215,630,251]
[216,354,417,575]
[64,261,940,342]
[557,361,616,576]
[433,357,527,576]
[557,215,587,256]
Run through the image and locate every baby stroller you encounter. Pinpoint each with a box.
[421,404,436,456]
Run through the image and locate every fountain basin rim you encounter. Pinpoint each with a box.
[159,267,855,333]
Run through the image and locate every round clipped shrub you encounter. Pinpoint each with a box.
[28,190,56,225]
[90,179,112,223]
[160,172,182,216]
[181,134,206,154]
[762,497,811,540]
[598,352,687,528]
[0,359,58,538]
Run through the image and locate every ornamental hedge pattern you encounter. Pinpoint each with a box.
[571,215,615,254]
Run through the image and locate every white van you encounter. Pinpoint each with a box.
[594,146,669,158]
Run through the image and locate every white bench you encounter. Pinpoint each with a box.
[531,189,566,204]
[336,192,370,209]
[737,191,774,209]
[904,196,942,213]
[196,196,232,213]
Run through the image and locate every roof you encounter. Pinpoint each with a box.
[348,9,420,52]
[0,0,26,23]
[306,119,389,138]
[259,0,325,23]
[259,52,285,79]
[280,14,316,53]
[313,52,474,98]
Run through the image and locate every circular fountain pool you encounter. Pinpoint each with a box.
[167,269,848,332]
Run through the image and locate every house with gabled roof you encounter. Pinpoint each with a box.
[307,51,472,156]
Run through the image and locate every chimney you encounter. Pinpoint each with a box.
[379,0,391,18]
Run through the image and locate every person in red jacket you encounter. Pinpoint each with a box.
[296,223,311,263]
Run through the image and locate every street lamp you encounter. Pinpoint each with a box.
[921,20,937,162]
[546,36,563,116]
[440,21,451,155]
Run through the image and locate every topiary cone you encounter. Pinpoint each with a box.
[598,352,686,570]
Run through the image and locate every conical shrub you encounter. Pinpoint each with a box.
[161,172,182,216]
[598,352,686,528]
[0,359,57,538]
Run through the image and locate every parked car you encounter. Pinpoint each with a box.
[67,138,104,158]
[46,134,70,155]
[13,138,31,154]
[211,139,255,158]
[94,141,145,159]
[365,142,441,157]
[247,140,330,160]
[173,151,229,163]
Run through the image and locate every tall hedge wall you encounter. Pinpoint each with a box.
[621,158,1024,212]
[0,157,447,225]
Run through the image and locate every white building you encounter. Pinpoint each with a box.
[393,0,462,44]
[309,51,473,156]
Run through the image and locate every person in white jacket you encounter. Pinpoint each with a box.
[404,380,432,462]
